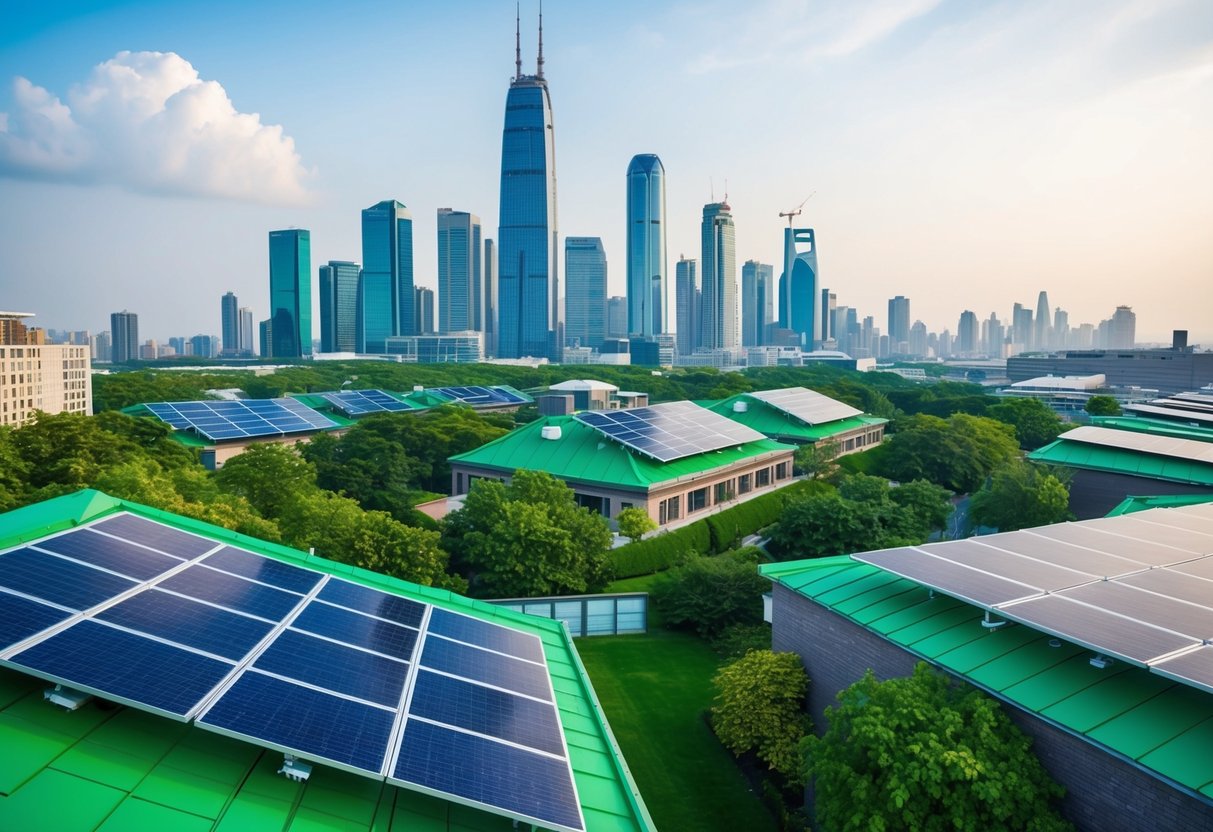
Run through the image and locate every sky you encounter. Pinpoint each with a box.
[1,0,1211,345]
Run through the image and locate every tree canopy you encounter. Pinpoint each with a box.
[1084,395,1121,417]
[969,461,1072,532]
[650,548,770,638]
[880,414,1020,493]
[987,398,1066,450]
[803,663,1072,832]
[712,650,809,783]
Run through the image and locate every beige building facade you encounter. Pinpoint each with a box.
[0,343,93,427]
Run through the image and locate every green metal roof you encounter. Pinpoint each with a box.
[1030,437,1213,487]
[0,491,654,832]
[1090,416,1213,444]
[1106,494,1213,517]
[449,415,794,491]
[702,394,887,444]
[761,556,1213,802]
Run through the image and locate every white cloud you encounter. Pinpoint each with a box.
[0,51,312,205]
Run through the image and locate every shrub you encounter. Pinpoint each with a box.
[712,650,810,782]
[650,551,770,638]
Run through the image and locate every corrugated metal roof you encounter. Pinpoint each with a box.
[0,491,654,832]
[762,556,1213,801]
[703,394,887,443]
[1030,437,1213,487]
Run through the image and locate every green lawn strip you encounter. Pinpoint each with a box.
[576,629,777,832]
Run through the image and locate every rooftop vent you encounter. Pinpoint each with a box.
[413,385,424,392]
[541,425,562,441]
[733,401,748,413]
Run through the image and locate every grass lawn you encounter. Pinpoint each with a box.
[576,627,778,832]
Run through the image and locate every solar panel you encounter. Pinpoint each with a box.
[317,580,425,627]
[0,591,73,650]
[407,670,564,755]
[157,565,305,621]
[318,389,413,416]
[33,529,183,580]
[1151,397,1213,414]
[143,398,338,442]
[855,547,1044,607]
[1153,646,1213,694]
[419,635,552,701]
[95,589,275,661]
[576,400,766,462]
[0,547,138,610]
[427,385,528,406]
[1126,403,1213,425]
[251,629,409,707]
[746,387,864,425]
[427,607,546,662]
[1056,425,1213,464]
[202,547,324,594]
[292,602,418,660]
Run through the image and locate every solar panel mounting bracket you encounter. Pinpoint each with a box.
[44,683,92,711]
[278,754,313,782]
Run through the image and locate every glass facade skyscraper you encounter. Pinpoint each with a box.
[700,203,737,350]
[437,209,482,333]
[319,260,360,353]
[779,227,819,349]
[741,260,773,347]
[675,256,698,356]
[220,291,239,356]
[359,200,413,354]
[268,229,311,358]
[564,237,607,350]
[483,238,496,356]
[110,310,138,363]
[497,14,558,359]
[626,154,666,337]
[238,307,253,355]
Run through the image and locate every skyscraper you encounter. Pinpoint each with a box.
[268,229,311,358]
[110,311,138,363]
[626,154,666,337]
[319,261,360,353]
[606,296,627,339]
[820,289,837,345]
[498,10,559,359]
[1110,305,1136,348]
[779,228,820,349]
[741,260,773,347]
[675,256,699,356]
[437,209,482,333]
[220,292,239,356]
[414,287,435,335]
[483,238,497,356]
[1035,291,1051,351]
[238,307,254,355]
[359,200,413,353]
[700,202,737,351]
[957,310,979,356]
[564,237,607,350]
[887,295,911,355]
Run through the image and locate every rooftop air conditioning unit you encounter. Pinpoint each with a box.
[733,401,748,413]
[541,425,562,441]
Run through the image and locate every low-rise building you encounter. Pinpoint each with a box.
[1,312,92,427]
[704,387,887,455]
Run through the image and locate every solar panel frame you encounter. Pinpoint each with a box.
[853,547,1044,607]
[142,398,339,442]
[1152,646,1213,695]
[576,400,766,462]
[318,389,413,416]
[746,387,864,425]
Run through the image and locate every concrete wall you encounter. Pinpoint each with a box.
[770,583,1213,832]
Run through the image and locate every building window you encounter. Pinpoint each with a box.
[688,487,708,512]
[756,468,771,487]
[738,474,752,494]
[714,481,733,504]
[575,492,608,516]
[775,462,789,480]
[455,472,464,494]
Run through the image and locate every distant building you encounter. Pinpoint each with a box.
[0,312,92,426]
[220,291,240,356]
[483,238,496,356]
[384,332,482,363]
[706,387,887,454]
[318,261,360,353]
[700,202,737,351]
[268,229,311,358]
[1008,346,1213,397]
[1109,305,1136,349]
[957,310,979,356]
[887,295,910,355]
[436,209,482,333]
[606,296,628,340]
[626,154,666,337]
[189,334,216,359]
[413,287,435,336]
[564,237,607,350]
[779,228,819,349]
[741,260,773,347]
[258,319,272,358]
[91,330,111,363]
[110,310,139,363]
[360,201,413,353]
[820,289,837,345]
[238,308,254,355]
[674,257,698,355]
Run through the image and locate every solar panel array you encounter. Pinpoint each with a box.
[144,399,338,442]
[1149,395,1213,414]
[318,389,413,416]
[746,387,863,425]
[853,502,1213,694]
[427,386,529,406]
[575,400,767,462]
[1126,403,1213,425]
[1058,424,1213,463]
[0,513,584,832]
[1173,391,1213,406]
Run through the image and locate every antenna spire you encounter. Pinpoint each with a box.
[537,1,545,79]
[515,3,522,81]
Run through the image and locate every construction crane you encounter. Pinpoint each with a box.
[779,191,816,227]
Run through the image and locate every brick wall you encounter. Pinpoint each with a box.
[771,583,1213,832]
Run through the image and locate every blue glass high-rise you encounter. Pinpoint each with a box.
[268,229,311,358]
[497,12,558,359]
[626,154,666,338]
[319,261,360,353]
[778,227,819,349]
[220,291,239,356]
[564,237,606,349]
[437,209,482,333]
[700,202,737,350]
[359,200,414,354]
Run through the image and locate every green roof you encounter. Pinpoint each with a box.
[1029,437,1213,486]
[702,394,887,443]
[449,415,794,491]
[1090,416,1213,444]
[0,491,654,832]
[1105,494,1213,517]
[400,385,533,410]
[761,556,1213,802]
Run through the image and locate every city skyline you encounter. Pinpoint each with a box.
[1,1,1211,344]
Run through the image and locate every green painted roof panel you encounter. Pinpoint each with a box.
[1030,438,1213,486]
[703,394,887,443]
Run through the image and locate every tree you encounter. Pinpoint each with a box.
[442,470,613,598]
[795,439,841,480]
[889,479,954,539]
[987,397,1065,450]
[969,461,1072,532]
[712,650,809,783]
[213,443,319,520]
[881,414,1019,493]
[1084,395,1121,417]
[616,506,657,542]
[650,549,770,638]
[804,663,1071,832]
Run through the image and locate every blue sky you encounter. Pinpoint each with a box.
[2,0,1211,344]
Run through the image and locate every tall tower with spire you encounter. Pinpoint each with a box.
[497,5,560,359]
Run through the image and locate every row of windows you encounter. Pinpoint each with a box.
[658,460,790,525]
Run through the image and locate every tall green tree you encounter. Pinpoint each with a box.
[969,461,1072,532]
[442,470,613,598]
[1084,395,1121,417]
[795,438,841,481]
[712,650,809,783]
[804,663,1071,832]
[882,413,1019,493]
[213,442,320,520]
[987,397,1066,450]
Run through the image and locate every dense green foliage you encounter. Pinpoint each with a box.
[804,663,1071,832]
[650,549,770,638]
[712,650,810,782]
[92,371,250,412]
[441,470,613,598]
[1084,394,1121,416]
[986,398,1066,450]
[768,475,952,559]
[879,414,1021,492]
[969,462,1073,531]
[793,438,841,480]
[616,506,657,541]
[611,522,713,579]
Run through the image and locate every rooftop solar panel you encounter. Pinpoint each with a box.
[407,669,564,755]
[746,387,864,425]
[251,629,409,707]
[1151,397,1213,414]
[0,591,73,651]
[0,547,138,610]
[1153,646,1213,694]
[95,589,275,661]
[575,400,766,462]
[915,538,1097,592]
[33,529,183,581]
[427,607,545,663]
[201,547,323,594]
[427,385,528,406]
[419,636,552,701]
[292,601,419,660]
[1057,424,1213,464]
[157,565,304,621]
[143,398,338,442]
[318,389,413,416]
[90,513,219,558]
[855,547,1043,607]
[1126,403,1213,425]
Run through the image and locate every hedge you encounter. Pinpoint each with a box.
[611,478,832,578]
